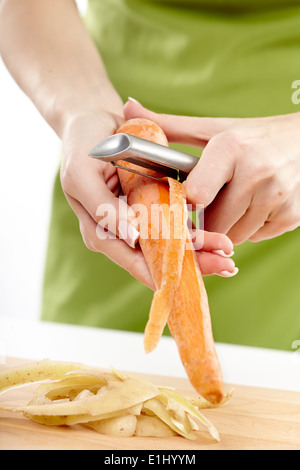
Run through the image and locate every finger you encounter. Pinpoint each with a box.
[124,98,241,147]
[195,251,238,277]
[66,194,155,289]
[248,219,291,242]
[201,177,252,235]
[62,166,139,248]
[226,206,267,245]
[249,204,300,242]
[192,229,234,255]
[106,171,121,197]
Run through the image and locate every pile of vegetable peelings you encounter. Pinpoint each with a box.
[0,360,232,440]
[0,119,232,441]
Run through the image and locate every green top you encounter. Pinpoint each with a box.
[41,0,300,351]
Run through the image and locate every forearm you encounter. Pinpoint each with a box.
[0,0,123,137]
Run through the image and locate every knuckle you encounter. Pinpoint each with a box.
[60,166,74,194]
[271,203,299,230]
[251,160,272,182]
[229,233,247,245]
[221,129,245,154]
[79,224,98,252]
[248,233,262,243]
[82,236,97,252]
[126,253,146,278]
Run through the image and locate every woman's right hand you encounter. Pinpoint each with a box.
[60,108,237,289]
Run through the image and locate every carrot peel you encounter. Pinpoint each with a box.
[143,177,187,353]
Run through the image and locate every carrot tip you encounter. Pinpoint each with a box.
[204,391,224,405]
[144,344,155,354]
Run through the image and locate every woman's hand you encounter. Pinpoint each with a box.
[60,108,154,287]
[124,99,300,244]
[60,108,237,288]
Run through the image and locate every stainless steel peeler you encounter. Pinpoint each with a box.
[89,133,199,182]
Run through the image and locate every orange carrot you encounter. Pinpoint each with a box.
[115,118,224,404]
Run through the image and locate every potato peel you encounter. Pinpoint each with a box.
[0,360,231,441]
[0,359,85,394]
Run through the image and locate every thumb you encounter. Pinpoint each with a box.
[185,135,235,208]
[124,98,239,147]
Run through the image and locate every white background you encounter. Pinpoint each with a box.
[0,0,87,321]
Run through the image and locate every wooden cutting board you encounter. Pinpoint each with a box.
[0,357,299,450]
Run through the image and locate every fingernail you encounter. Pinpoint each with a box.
[218,267,239,278]
[212,249,234,258]
[127,96,142,105]
[118,219,140,248]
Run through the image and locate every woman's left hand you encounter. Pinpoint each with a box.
[124,99,300,244]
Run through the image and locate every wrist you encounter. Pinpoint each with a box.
[45,85,124,139]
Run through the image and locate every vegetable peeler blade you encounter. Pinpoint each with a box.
[89,133,199,182]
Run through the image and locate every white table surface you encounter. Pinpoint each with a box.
[0,316,299,392]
